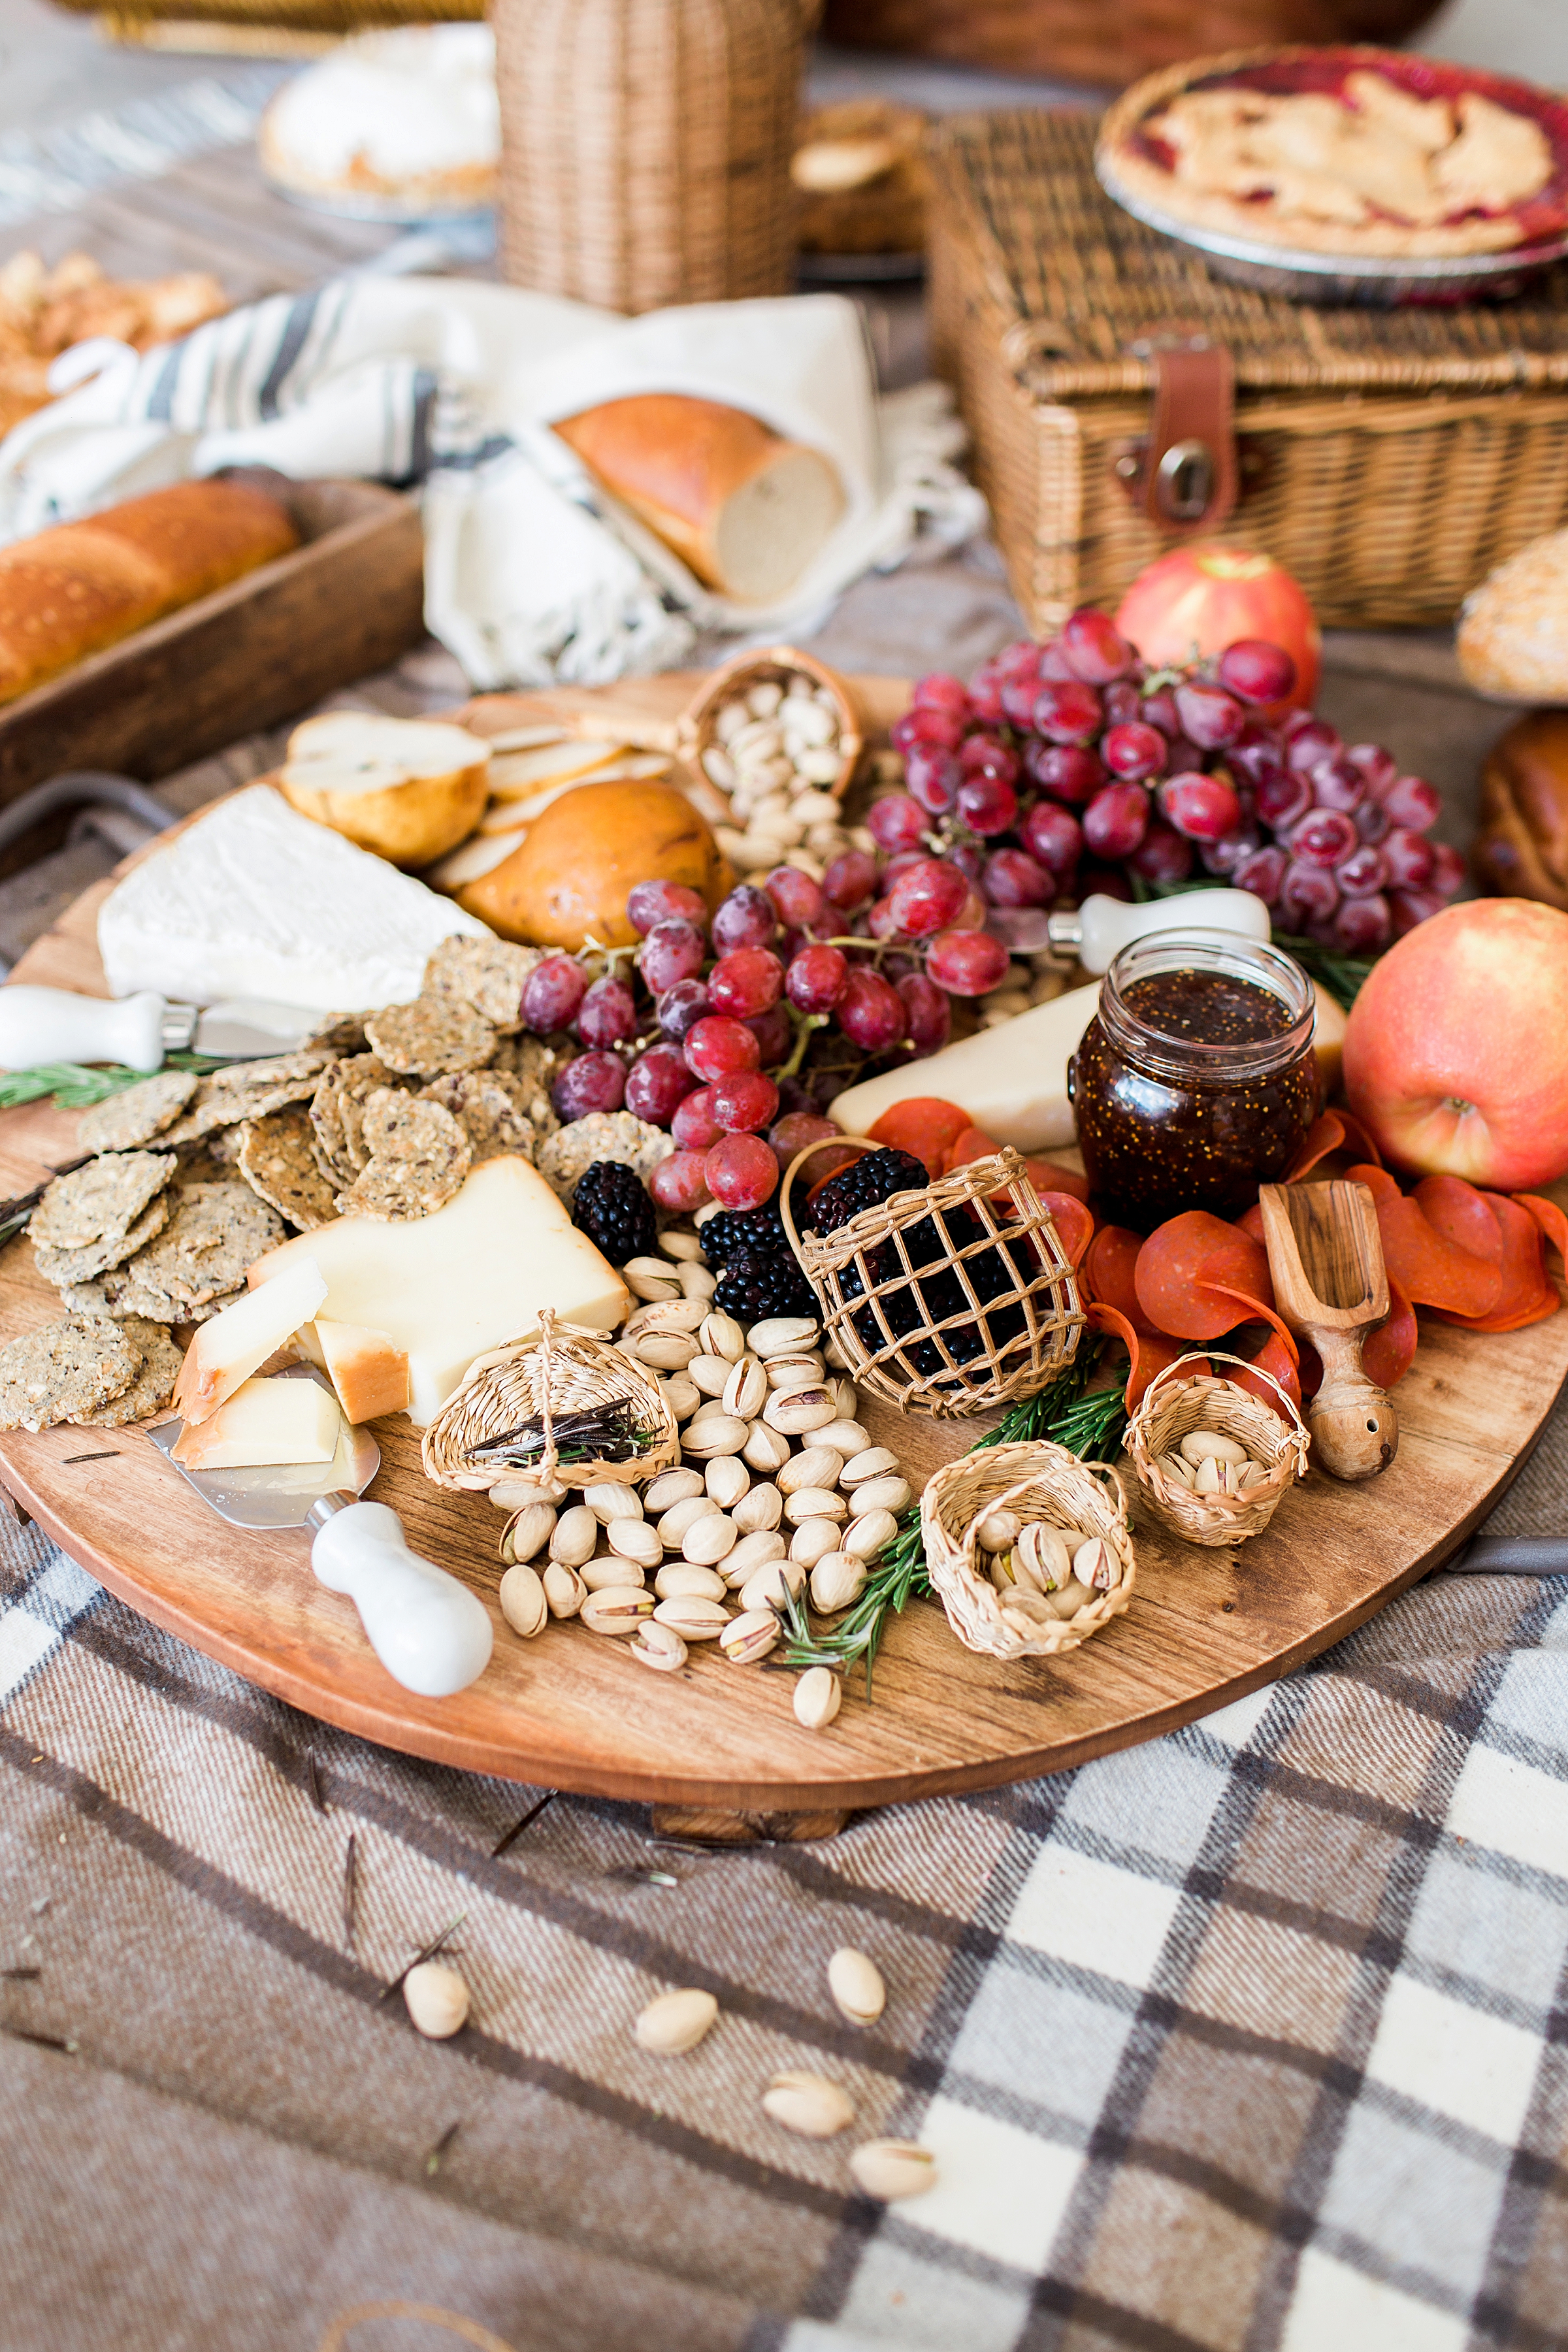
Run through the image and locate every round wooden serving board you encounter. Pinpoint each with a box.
[2,805,1565,1812]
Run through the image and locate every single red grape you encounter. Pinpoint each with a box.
[1307,757,1365,814]
[522,953,587,1033]
[769,1115,855,1181]
[625,1043,697,1126]
[683,1015,760,1081]
[866,896,901,941]
[786,943,849,1013]
[982,849,1052,907]
[638,917,708,993]
[867,793,928,855]
[1131,822,1195,885]
[888,857,970,938]
[708,946,783,1019]
[745,1005,793,1066]
[1381,827,1437,889]
[823,849,876,909]
[997,638,1043,676]
[626,878,708,935]
[958,734,1021,785]
[882,850,928,890]
[1335,844,1389,898]
[672,1086,724,1151]
[924,929,1011,997]
[1141,688,1182,738]
[711,885,777,954]
[1355,796,1392,845]
[898,970,951,1055]
[1290,808,1358,869]
[1428,841,1465,898]
[552,1050,626,1120]
[1217,640,1298,706]
[576,974,638,1049]
[1102,681,1143,728]
[1333,893,1392,953]
[1348,743,1398,792]
[968,672,1005,726]
[1025,742,1105,805]
[1283,715,1341,773]
[956,774,1019,836]
[1382,774,1441,832]
[1173,680,1245,750]
[1032,680,1103,744]
[1036,640,1078,682]
[1279,861,1339,928]
[649,1149,711,1214]
[1228,723,1286,788]
[1102,721,1168,781]
[1083,783,1151,858]
[906,743,960,815]
[710,1070,779,1134]
[703,1132,779,1210]
[1060,607,1134,683]
[657,978,711,1041]
[1001,674,1045,727]
[890,706,963,753]
[1021,800,1083,875]
[1254,767,1313,831]
[1233,844,1288,904]
[1201,830,1260,877]
[912,672,969,715]
[764,867,829,932]
[1390,887,1446,935]
[1158,772,1239,843]
[836,968,907,1051]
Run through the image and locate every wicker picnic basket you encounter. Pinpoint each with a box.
[779,1137,1086,1419]
[491,0,802,313]
[927,108,1568,630]
[422,1311,679,1496]
[1125,1354,1310,1546]
[921,1439,1135,1661]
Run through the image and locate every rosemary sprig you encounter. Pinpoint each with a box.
[0,1050,227,1115]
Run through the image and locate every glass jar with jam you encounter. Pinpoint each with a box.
[1068,931,1319,1230]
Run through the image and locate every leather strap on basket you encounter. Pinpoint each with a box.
[1125,325,1238,536]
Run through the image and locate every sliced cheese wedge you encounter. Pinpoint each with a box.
[172,1375,342,1471]
[253,1156,630,1425]
[830,985,1103,1155]
[315,1318,410,1424]
[172,1257,329,1428]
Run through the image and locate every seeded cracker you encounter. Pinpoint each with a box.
[365,996,496,1077]
[487,1034,564,1135]
[157,1051,332,1147]
[74,1316,182,1427]
[30,1151,177,1254]
[536,1111,673,1203]
[420,1071,536,1164]
[33,1190,172,1289]
[239,1105,338,1230]
[301,1011,368,1054]
[77,1070,197,1154]
[0,1315,141,1430]
[97,1180,284,1318]
[335,1090,471,1221]
[422,936,542,1034]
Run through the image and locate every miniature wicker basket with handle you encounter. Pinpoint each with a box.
[921,1439,1135,1661]
[779,1136,1086,1419]
[676,646,864,807]
[1125,1352,1309,1546]
[421,1310,679,1496]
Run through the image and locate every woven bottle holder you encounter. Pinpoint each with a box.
[493,0,803,314]
[779,1137,1086,1420]
[1125,1352,1309,1547]
[676,646,864,807]
[920,1439,1135,1661]
[421,1311,679,1495]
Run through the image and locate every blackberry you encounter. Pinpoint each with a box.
[806,1148,929,1234]
[699,1201,817,1324]
[572,1161,657,1266]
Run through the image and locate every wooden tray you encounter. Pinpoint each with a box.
[1,802,1563,1813]
[0,473,425,809]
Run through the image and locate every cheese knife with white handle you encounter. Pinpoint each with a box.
[0,984,314,1072]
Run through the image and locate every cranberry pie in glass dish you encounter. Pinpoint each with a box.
[1096,47,1568,303]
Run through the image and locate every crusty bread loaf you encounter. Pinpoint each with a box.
[1474,708,1568,911]
[0,479,299,707]
[553,394,845,605]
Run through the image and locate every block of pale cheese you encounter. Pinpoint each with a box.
[173,1256,329,1428]
[831,985,1102,1155]
[172,1374,343,1471]
[97,783,491,1013]
[252,1156,630,1424]
[315,1318,410,1424]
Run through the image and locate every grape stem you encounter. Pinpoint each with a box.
[773,1008,828,1081]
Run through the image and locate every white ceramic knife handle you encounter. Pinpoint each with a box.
[310,1499,493,1697]
[1074,890,1271,975]
[0,985,169,1074]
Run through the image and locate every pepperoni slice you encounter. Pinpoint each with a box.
[1285,1111,1348,1183]
[1086,1301,1208,1409]
[1229,1329,1303,1418]
[1514,1192,1568,1276]
[1431,1195,1558,1333]
[867,1098,974,1178]
[1362,1272,1417,1388]
[1038,1192,1094,1269]
[1345,1164,1502,1318]
[1081,1224,1155,1331]
[1134,1212,1276,1341]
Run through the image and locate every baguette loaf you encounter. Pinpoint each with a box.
[0,478,300,707]
[553,394,845,605]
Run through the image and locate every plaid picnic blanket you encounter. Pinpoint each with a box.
[4,1403,1567,2352]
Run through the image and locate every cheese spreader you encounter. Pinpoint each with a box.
[0,983,316,1071]
[152,1365,494,1697]
[1046,889,1271,974]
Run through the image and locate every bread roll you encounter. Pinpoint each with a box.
[1458,527,1568,702]
[1474,708,1568,911]
[0,479,299,707]
[553,395,845,605]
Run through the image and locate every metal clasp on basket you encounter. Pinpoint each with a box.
[1114,325,1239,536]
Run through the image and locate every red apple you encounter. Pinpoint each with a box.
[1342,898,1568,1188]
[1115,546,1320,713]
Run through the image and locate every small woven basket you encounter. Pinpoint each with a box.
[1125,1352,1309,1546]
[676,646,864,806]
[421,1311,679,1495]
[921,1439,1135,1661]
[779,1137,1085,1419]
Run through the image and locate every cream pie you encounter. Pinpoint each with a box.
[259,25,499,218]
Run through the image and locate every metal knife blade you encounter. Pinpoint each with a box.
[191,998,318,1060]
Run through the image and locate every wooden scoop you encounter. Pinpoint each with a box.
[1257,1181,1399,1481]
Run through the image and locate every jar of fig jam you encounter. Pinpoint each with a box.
[1068,932,1318,1230]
